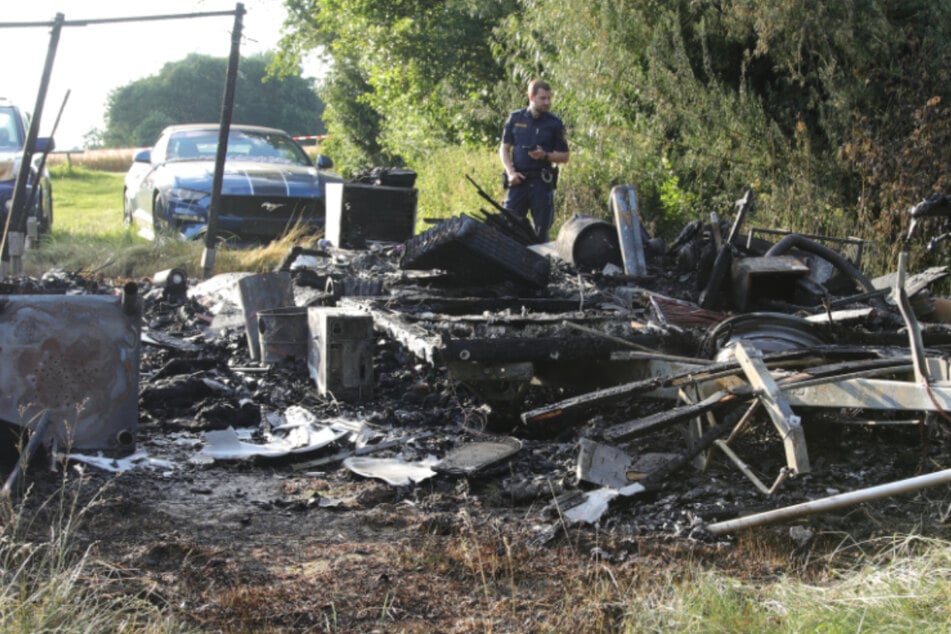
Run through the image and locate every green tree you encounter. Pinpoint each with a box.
[273,0,518,171]
[274,0,951,271]
[103,53,325,147]
[496,0,951,250]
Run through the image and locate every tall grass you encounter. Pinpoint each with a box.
[0,477,185,632]
[620,535,951,632]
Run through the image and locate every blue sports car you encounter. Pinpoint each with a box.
[123,124,339,241]
[0,98,54,238]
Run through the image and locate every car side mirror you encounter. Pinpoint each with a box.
[133,149,152,164]
[315,154,333,170]
[35,137,55,153]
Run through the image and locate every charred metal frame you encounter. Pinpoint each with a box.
[341,295,662,411]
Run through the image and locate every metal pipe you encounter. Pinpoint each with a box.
[1,13,64,272]
[714,439,773,495]
[610,186,648,277]
[2,411,52,497]
[895,251,929,384]
[726,189,754,246]
[24,89,70,216]
[706,467,951,535]
[121,281,139,316]
[201,2,245,279]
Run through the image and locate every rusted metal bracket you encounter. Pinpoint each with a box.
[714,440,792,495]
[734,342,810,474]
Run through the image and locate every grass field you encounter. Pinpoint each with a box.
[47,165,126,236]
[24,165,301,278]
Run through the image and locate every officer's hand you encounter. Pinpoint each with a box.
[508,170,525,186]
[527,146,546,160]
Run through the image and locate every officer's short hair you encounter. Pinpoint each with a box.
[528,79,551,97]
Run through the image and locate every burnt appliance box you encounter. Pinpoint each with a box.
[400,215,551,288]
[325,182,418,249]
[307,307,374,400]
[730,255,810,311]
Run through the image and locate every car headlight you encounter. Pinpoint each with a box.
[0,158,19,181]
[169,187,208,204]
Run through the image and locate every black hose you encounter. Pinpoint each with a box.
[765,234,887,308]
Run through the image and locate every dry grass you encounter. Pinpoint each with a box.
[46,144,326,174]
[47,149,139,173]
[0,473,186,633]
[26,228,321,280]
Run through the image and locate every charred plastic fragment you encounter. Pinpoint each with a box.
[400,215,551,288]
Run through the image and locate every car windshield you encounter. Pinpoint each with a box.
[0,108,23,149]
[167,129,312,166]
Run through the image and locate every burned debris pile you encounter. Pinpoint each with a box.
[2,186,950,540]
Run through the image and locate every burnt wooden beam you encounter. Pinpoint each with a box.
[440,336,649,364]
[367,296,611,315]
[520,350,815,430]
[603,388,755,443]
[520,346,901,432]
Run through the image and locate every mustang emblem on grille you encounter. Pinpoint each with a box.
[261,202,285,212]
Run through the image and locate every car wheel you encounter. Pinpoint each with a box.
[40,200,52,234]
[36,187,52,234]
[123,190,133,227]
[153,194,168,233]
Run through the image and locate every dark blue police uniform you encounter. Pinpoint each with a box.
[502,108,569,241]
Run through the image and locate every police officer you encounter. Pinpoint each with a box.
[499,79,570,241]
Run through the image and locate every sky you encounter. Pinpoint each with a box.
[2,1,325,149]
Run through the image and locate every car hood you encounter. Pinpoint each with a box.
[167,160,326,197]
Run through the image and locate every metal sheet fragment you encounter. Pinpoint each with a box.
[202,424,347,460]
[238,272,294,361]
[576,438,632,489]
[435,437,523,476]
[564,482,647,525]
[0,294,140,452]
[343,456,438,486]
